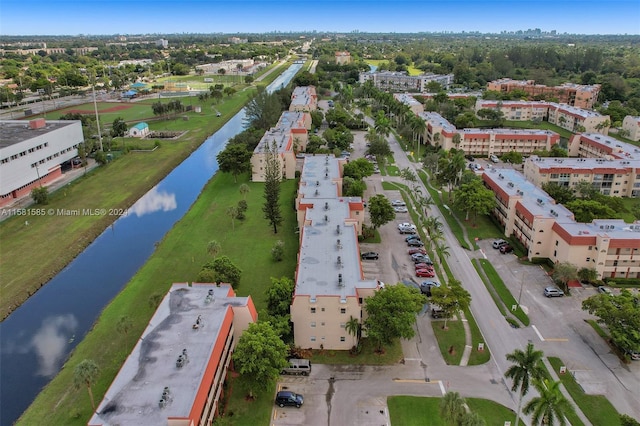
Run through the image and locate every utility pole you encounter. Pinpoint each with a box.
[92,73,103,152]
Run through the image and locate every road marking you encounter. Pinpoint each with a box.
[532,325,545,341]
[438,380,446,395]
[393,378,441,384]
[481,249,487,259]
[404,358,422,361]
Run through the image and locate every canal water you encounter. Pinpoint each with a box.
[0,63,303,425]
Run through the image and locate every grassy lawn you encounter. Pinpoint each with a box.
[219,374,276,426]
[388,396,520,426]
[0,90,256,320]
[464,307,491,366]
[475,259,530,326]
[16,173,299,425]
[310,337,403,365]
[548,357,621,426]
[431,319,465,365]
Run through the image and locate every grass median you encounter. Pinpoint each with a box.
[0,89,255,320]
[17,171,299,425]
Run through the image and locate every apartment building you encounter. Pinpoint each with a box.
[420,112,559,156]
[475,100,610,134]
[524,156,640,198]
[568,133,640,160]
[291,155,380,350]
[393,93,424,115]
[359,71,454,92]
[622,116,640,142]
[335,51,351,65]
[251,111,310,182]
[486,79,601,109]
[289,86,318,112]
[482,168,640,279]
[0,119,83,207]
[89,283,257,426]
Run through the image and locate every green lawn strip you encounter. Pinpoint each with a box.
[586,319,609,340]
[388,396,519,425]
[17,173,299,425]
[431,319,465,365]
[477,259,530,326]
[220,375,275,426]
[386,164,400,176]
[310,338,402,365]
[464,307,491,365]
[548,357,621,426]
[472,259,508,317]
[0,91,256,320]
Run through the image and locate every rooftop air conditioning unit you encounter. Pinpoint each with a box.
[325,202,329,210]
[336,225,341,234]
[338,273,343,286]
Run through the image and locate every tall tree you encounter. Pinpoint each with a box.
[239,183,250,200]
[232,322,289,398]
[453,178,497,223]
[265,276,295,318]
[505,343,545,426]
[440,391,466,426]
[201,255,242,288]
[524,379,576,426]
[262,141,283,233]
[367,194,396,229]
[116,315,133,336]
[73,359,100,410]
[345,316,361,348]
[244,89,283,130]
[207,240,221,259]
[364,284,425,352]
[216,144,252,183]
[429,280,471,329]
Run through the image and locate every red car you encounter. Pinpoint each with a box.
[408,248,427,255]
[414,263,434,271]
[416,269,436,277]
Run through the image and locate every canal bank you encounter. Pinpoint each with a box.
[3,63,303,425]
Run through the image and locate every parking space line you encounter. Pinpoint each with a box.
[532,325,545,341]
[438,380,446,395]
[532,325,568,342]
[392,378,441,384]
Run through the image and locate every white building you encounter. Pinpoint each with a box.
[0,119,83,207]
[359,71,454,92]
[622,116,640,141]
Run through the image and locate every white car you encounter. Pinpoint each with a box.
[397,223,416,231]
[391,200,406,207]
[490,154,500,163]
[394,206,408,213]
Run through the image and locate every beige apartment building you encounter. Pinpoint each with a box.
[483,168,640,279]
[335,51,352,65]
[475,100,610,134]
[359,71,454,92]
[291,155,380,350]
[251,111,310,182]
[523,156,640,198]
[393,93,425,115]
[486,79,601,109]
[420,112,559,156]
[89,284,257,426]
[568,133,640,160]
[622,115,640,141]
[289,86,318,112]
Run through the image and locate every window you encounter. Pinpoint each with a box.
[321,307,325,312]
[310,322,316,328]
[310,336,316,342]
[340,323,345,328]
[310,307,316,314]
[340,308,346,314]
[340,337,346,342]
[321,322,325,326]
[555,240,558,246]
[586,257,590,262]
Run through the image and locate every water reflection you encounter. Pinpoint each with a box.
[128,187,177,217]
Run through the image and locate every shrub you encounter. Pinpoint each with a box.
[271,240,285,262]
[30,186,49,205]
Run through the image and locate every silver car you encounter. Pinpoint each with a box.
[543,286,565,297]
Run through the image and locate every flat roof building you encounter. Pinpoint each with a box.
[568,133,640,160]
[0,119,83,207]
[335,51,351,65]
[291,155,380,350]
[359,71,454,92]
[89,283,257,426]
[486,79,601,109]
[289,86,317,113]
[393,93,424,115]
[482,168,640,279]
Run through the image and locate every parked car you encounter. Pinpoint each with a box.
[399,227,417,235]
[275,391,304,408]
[407,239,424,247]
[391,200,406,207]
[490,154,500,163]
[405,234,421,242]
[420,281,440,296]
[411,254,432,264]
[416,268,436,277]
[543,286,565,297]
[394,206,408,213]
[465,155,475,162]
[625,348,640,361]
[361,251,379,260]
[500,245,514,254]
[597,286,613,296]
[492,239,508,249]
[408,248,427,255]
[431,304,447,318]
[414,263,434,271]
[398,223,416,231]
[281,359,311,376]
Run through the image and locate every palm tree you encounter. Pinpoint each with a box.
[116,315,133,336]
[345,316,360,348]
[73,359,100,410]
[207,240,221,259]
[440,391,466,425]
[505,343,545,426]
[239,183,250,200]
[436,241,450,261]
[226,206,239,230]
[524,379,576,426]
[424,216,443,238]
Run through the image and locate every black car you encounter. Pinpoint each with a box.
[465,155,475,161]
[275,391,304,408]
[361,251,379,260]
[407,239,424,247]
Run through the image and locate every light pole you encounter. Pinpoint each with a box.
[517,270,525,306]
[91,73,103,152]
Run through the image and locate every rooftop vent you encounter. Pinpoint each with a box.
[325,214,329,222]
[517,190,523,195]
[316,180,320,186]
[176,353,186,368]
[336,225,341,235]
[537,198,544,205]
[338,273,343,286]
[337,256,342,266]
[336,239,342,249]
[205,289,214,304]
[315,189,319,196]
[192,315,202,330]
[508,182,514,187]
[325,172,329,179]
[325,202,329,210]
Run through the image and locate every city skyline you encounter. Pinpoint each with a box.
[1,0,639,36]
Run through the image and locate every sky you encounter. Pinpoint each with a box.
[1,0,639,36]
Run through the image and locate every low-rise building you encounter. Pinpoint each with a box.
[622,115,640,141]
[128,122,149,138]
[0,119,83,207]
[486,79,601,109]
[523,156,640,198]
[482,168,640,279]
[568,133,640,160]
[289,86,317,112]
[291,155,380,350]
[89,283,257,426]
[393,93,424,115]
[335,51,351,65]
[359,71,454,92]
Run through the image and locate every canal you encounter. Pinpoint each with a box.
[0,63,303,425]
